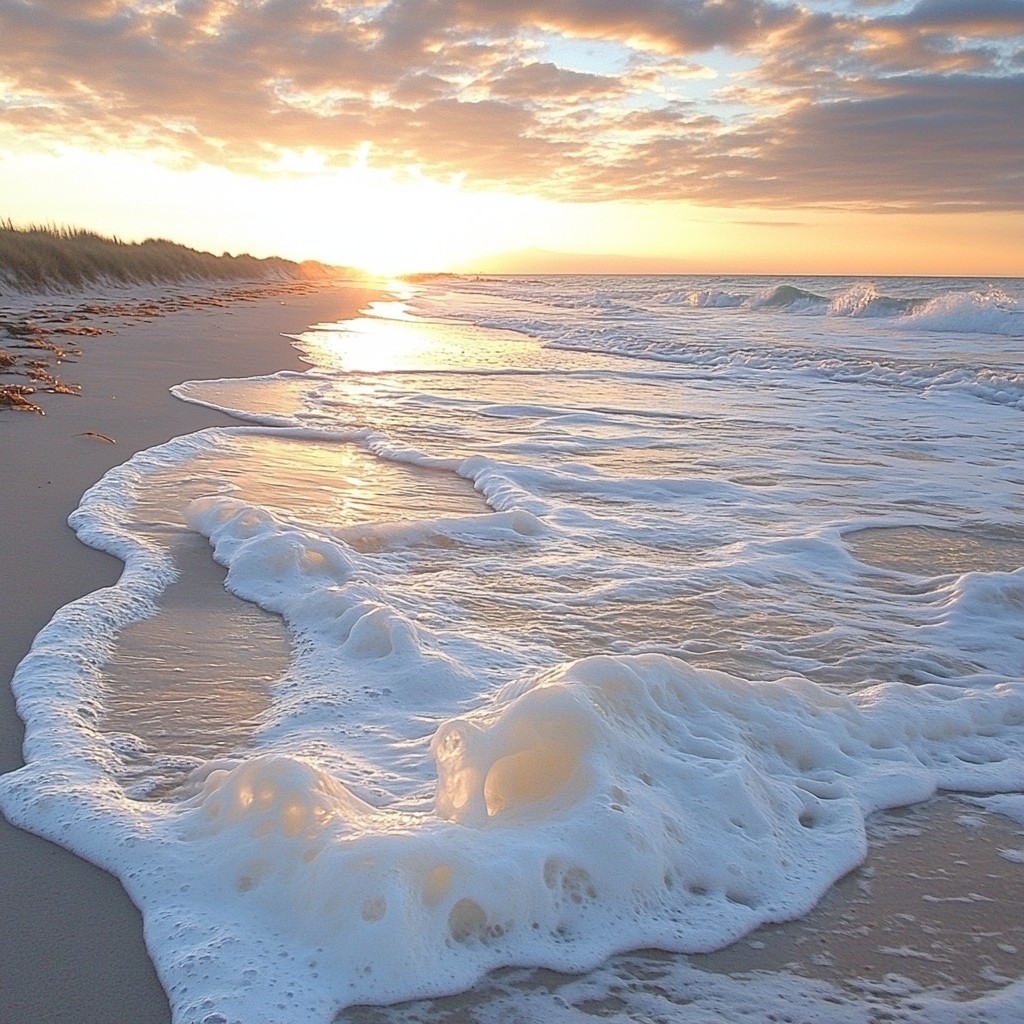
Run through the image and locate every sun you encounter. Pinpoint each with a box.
[260,154,559,276]
[322,178,513,275]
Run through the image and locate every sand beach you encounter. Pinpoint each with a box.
[0,279,377,1023]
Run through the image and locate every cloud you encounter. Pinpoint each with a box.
[0,0,1022,212]
[901,0,1024,35]
[486,62,625,101]
[696,74,1024,210]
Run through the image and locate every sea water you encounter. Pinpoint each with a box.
[2,274,1024,1023]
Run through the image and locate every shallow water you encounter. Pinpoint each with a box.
[2,274,1024,1024]
[847,525,1024,577]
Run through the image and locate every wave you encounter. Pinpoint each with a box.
[402,276,1024,412]
[905,287,1024,336]
[750,283,829,312]
[825,283,923,318]
[712,282,1020,332]
[655,288,744,308]
[432,276,1022,334]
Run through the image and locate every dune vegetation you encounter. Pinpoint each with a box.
[0,221,349,413]
[0,220,338,293]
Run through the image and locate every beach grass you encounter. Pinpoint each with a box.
[0,221,356,414]
[0,220,338,293]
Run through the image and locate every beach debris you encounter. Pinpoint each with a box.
[1,273,329,419]
[1,315,82,411]
[79,430,117,444]
[0,383,43,413]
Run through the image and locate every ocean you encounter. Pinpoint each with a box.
[2,274,1024,1023]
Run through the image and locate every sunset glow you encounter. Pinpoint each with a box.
[1,1,1022,276]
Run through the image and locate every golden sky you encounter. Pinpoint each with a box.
[1,0,1022,276]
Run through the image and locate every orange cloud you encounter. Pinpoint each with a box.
[0,0,1021,213]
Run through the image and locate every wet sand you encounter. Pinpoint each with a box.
[0,279,379,1024]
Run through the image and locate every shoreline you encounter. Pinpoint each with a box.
[1,277,1023,1022]
[0,278,380,1024]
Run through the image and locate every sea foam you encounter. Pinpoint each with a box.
[6,622,1024,1021]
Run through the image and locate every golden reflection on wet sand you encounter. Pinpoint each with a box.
[100,434,488,765]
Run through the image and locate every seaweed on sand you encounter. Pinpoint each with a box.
[0,383,44,413]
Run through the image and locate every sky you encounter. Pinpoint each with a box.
[1,0,1022,276]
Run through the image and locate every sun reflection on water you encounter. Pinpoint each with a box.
[298,307,539,375]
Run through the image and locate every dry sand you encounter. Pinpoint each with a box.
[2,280,1023,1023]
[0,279,378,1024]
